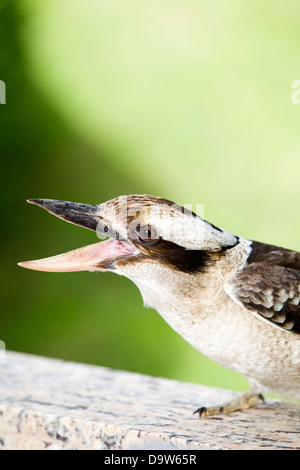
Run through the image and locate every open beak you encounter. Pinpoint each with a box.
[18,199,138,272]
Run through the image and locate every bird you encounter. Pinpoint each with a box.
[18,195,300,417]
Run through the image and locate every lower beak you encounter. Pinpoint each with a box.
[18,239,137,272]
[18,198,137,272]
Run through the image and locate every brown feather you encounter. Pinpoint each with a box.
[228,241,300,334]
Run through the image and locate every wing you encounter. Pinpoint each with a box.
[226,241,300,334]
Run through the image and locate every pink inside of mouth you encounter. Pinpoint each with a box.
[18,239,137,272]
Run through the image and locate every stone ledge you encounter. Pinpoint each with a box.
[0,351,299,450]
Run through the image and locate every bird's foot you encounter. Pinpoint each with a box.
[193,389,264,418]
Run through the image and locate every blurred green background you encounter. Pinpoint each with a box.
[1,0,300,394]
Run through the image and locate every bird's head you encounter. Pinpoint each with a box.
[18,195,239,301]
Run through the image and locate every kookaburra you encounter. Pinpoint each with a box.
[18,195,300,417]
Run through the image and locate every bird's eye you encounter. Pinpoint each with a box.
[137,224,158,242]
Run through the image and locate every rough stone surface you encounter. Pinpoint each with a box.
[0,351,300,450]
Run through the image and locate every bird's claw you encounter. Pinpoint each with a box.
[193,390,264,418]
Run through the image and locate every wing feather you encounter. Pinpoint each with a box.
[226,241,300,334]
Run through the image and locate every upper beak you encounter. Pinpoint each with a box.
[25,198,100,231]
[18,199,138,272]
